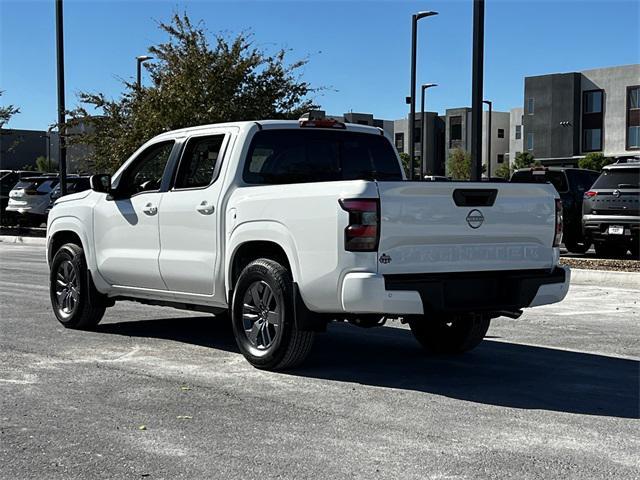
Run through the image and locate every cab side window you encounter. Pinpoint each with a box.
[174,135,225,189]
[119,141,174,196]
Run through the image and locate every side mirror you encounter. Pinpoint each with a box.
[90,174,111,194]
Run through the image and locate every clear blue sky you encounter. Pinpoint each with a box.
[1,0,638,131]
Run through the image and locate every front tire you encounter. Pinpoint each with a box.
[409,313,490,354]
[231,259,314,370]
[49,243,106,329]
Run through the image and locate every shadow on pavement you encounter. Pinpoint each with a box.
[96,317,639,419]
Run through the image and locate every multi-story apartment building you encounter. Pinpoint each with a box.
[522,64,640,165]
[444,107,510,176]
[509,107,524,164]
[393,112,446,176]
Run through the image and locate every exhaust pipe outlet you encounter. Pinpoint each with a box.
[495,309,523,319]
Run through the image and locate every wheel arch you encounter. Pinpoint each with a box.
[47,217,111,294]
[229,240,293,293]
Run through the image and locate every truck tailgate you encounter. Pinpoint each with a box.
[376,182,558,274]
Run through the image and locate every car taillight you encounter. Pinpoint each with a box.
[339,198,379,252]
[584,190,598,198]
[553,198,563,247]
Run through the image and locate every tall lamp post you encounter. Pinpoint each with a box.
[420,83,438,177]
[483,99,492,178]
[408,10,438,180]
[136,55,153,88]
[55,0,67,195]
[470,0,485,181]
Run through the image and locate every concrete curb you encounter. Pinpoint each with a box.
[571,268,640,289]
[0,235,46,246]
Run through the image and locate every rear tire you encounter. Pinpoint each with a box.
[231,259,314,370]
[594,242,627,258]
[564,236,591,254]
[49,243,106,329]
[409,313,490,354]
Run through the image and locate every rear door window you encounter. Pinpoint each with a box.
[244,129,402,185]
[174,135,226,189]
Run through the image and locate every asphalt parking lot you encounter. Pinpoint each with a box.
[1,243,638,480]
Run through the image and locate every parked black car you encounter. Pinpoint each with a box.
[511,167,600,253]
[582,160,640,258]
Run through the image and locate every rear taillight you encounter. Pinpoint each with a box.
[339,198,379,252]
[553,198,563,247]
[584,190,598,198]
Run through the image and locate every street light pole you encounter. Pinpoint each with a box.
[421,83,438,177]
[483,99,492,178]
[408,11,438,180]
[55,0,67,195]
[136,55,153,88]
[470,0,485,182]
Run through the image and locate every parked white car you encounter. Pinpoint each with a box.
[7,175,59,226]
[46,115,570,370]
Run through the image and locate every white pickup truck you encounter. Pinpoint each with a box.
[47,115,570,370]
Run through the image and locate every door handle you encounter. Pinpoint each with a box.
[142,202,157,216]
[196,201,215,215]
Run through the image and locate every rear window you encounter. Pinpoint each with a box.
[14,178,59,193]
[591,168,640,189]
[511,170,568,193]
[243,129,403,185]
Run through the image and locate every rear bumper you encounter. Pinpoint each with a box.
[340,267,570,315]
[583,215,640,242]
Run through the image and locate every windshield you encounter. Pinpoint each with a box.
[244,129,403,185]
[592,168,640,189]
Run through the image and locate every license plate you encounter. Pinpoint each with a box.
[608,226,624,235]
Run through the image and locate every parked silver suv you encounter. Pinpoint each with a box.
[582,159,640,258]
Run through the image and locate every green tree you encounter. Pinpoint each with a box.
[447,148,471,180]
[578,152,612,171]
[495,162,511,180]
[512,151,536,170]
[35,156,57,172]
[398,152,410,177]
[65,13,319,173]
[0,91,19,128]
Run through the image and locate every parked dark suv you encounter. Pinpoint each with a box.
[583,160,640,258]
[511,167,600,253]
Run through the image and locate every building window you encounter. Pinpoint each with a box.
[395,133,404,150]
[449,115,462,147]
[357,120,369,125]
[584,90,603,113]
[527,133,534,150]
[497,154,505,164]
[515,125,522,140]
[627,85,640,150]
[414,127,421,144]
[527,98,534,115]
[582,89,604,152]
[583,129,602,151]
[497,128,505,139]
